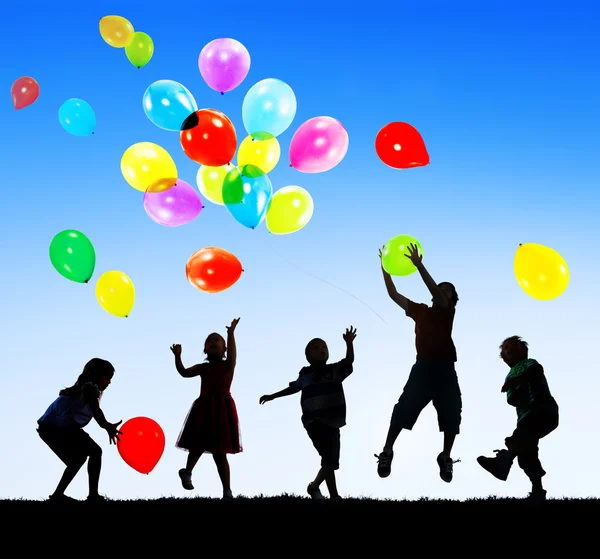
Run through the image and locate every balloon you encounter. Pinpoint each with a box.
[95,271,135,317]
[180,109,236,166]
[49,230,96,283]
[196,164,233,205]
[381,234,423,276]
[121,142,178,192]
[11,77,39,110]
[58,98,96,136]
[117,417,165,474]
[237,132,280,177]
[514,243,570,300]
[199,38,251,94]
[143,179,203,227]
[375,122,429,169]
[265,185,314,235]
[289,116,348,173]
[186,247,243,293]
[242,78,297,137]
[125,31,154,68]
[99,15,134,48]
[142,80,198,131]
[222,166,272,229]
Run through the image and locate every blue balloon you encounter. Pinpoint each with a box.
[58,98,96,136]
[241,78,297,137]
[143,80,198,131]
[223,166,273,229]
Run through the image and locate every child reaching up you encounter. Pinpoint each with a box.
[170,317,242,501]
[260,326,357,500]
[477,336,559,503]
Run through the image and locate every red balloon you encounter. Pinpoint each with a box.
[180,109,237,166]
[117,417,165,475]
[186,246,243,293]
[375,122,429,169]
[11,76,40,110]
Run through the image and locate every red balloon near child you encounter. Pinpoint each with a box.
[180,108,237,167]
[11,76,40,110]
[186,246,243,293]
[375,122,430,169]
[117,416,165,475]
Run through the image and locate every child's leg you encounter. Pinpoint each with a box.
[324,469,339,498]
[83,435,103,498]
[186,448,203,473]
[213,453,231,493]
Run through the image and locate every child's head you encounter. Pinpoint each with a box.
[204,332,226,361]
[435,282,459,307]
[499,335,528,367]
[305,338,329,365]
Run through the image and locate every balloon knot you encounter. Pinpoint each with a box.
[84,280,89,284]
[221,92,224,95]
[289,164,293,167]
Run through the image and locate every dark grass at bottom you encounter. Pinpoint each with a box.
[1,494,598,510]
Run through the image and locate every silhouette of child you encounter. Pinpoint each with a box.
[375,243,462,482]
[171,317,242,501]
[477,336,559,503]
[260,326,357,500]
[36,358,123,503]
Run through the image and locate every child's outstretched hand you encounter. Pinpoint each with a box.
[343,326,357,343]
[259,394,273,405]
[170,344,182,356]
[106,420,123,445]
[404,243,423,266]
[227,317,240,334]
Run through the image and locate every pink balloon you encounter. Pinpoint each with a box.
[289,116,349,173]
[199,38,251,94]
[143,180,204,227]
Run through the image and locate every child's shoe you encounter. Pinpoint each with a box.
[437,452,460,482]
[375,451,393,478]
[222,490,234,501]
[476,449,512,481]
[178,468,194,490]
[307,482,325,500]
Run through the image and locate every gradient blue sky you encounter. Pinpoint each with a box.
[2,0,599,501]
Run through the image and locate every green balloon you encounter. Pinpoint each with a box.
[125,32,154,69]
[382,234,423,276]
[49,230,96,283]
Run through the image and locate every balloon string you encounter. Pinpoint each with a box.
[258,235,387,324]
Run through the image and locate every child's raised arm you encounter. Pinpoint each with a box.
[405,243,450,308]
[379,247,409,310]
[225,317,240,368]
[170,344,202,378]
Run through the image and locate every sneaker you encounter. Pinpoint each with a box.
[526,488,547,504]
[86,494,108,503]
[477,449,512,481]
[179,468,194,490]
[330,495,343,501]
[437,452,460,482]
[374,451,393,478]
[222,490,234,501]
[47,493,78,503]
[307,482,325,500]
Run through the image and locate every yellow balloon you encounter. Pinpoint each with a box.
[514,243,569,300]
[237,132,280,177]
[99,16,135,48]
[96,271,135,318]
[196,164,233,205]
[120,142,178,192]
[266,185,314,235]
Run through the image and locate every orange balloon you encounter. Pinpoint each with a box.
[117,417,165,475]
[11,76,40,110]
[186,246,243,293]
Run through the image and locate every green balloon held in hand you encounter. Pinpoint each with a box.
[49,230,96,283]
[382,234,423,276]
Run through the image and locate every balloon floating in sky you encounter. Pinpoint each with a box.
[196,163,233,206]
[96,270,135,317]
[99,15,135,48]
[11,77,39,110]
[143,79,198,131]
[375,122,429,169]
[242,78,297,137]
[180,108,236,167]
[49,230,96,283]
[58,98,96,136]
[199,38,251,94]
[117,417,165,474]
[381,234,423,276]
[265,185,314,235]
[289,116,349,173]
[125,31,154,68]
[186,247,243,293]
[121,141,178,192]
[237,132,280,177]
[223,165,273,229]
[144,179,203,227]
[514,243,569,300]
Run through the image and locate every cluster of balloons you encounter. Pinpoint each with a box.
[117,417,165,474]
[49,229,136,317]
[11,76,40,110]
[99,15,154,69]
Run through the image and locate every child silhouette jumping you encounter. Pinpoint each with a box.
[260,326,357,500]
[171,317,241,501]
[477,336,559,503]
[375,243,462,482]
[36,358,123,503]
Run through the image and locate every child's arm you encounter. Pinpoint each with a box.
[379,247,409,311]
[170,344,202,378]
[260,376,302,404]
[83,384,122,444]
[405,244,450,307]
[225,317,240,369]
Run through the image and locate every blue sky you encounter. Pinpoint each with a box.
[1,0,599,501]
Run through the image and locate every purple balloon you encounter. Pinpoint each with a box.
[143,179,203,227]
[198,38,251,94]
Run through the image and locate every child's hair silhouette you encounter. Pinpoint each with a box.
[59,358,114,399]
